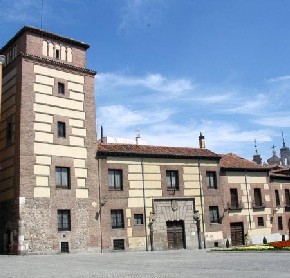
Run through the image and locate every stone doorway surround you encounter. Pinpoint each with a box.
[150,197,198,250]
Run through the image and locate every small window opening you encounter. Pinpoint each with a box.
[61,242,69,253]
[113,239,125,250]
[55,49,60,59]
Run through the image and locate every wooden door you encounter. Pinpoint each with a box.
[230,222,244,246]
[167,220,185,250]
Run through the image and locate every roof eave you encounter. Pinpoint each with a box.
[96,150,221,160]
[1,25,90,53]
[221,167,271,172]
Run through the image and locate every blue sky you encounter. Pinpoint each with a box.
[1,0,290,161]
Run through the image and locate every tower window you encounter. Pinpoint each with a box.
[55,49,60,59]
[57,210,71,231]
[58,82,65,95]
[55,167,71,189]
[57,121,66,138]
[6,116,14,146]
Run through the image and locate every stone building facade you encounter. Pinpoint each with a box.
[96,143,221,251]
[97,145,290,251]
[1,26,290,255]
[0,26,100,254]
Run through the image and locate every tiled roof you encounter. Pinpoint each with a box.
[97,143,221,159]
[220,153,271,171]
[1,26,90,53]
[270,166,290,179]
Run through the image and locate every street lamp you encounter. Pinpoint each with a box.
[193,210,202,249]
[0,55,6,119]
[149,212,156,251]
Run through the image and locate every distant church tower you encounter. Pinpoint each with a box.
[280,132,290,166]
[252,139,262,165]
[267,145,281,165]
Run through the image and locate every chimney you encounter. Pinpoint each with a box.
[253,139,262,165]
[199,132,205,149]
[100,126,104,143]
[136,130,141,145]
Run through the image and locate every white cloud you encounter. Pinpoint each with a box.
[220,93,268,114]
[268,75,290,82]
[96,72,195,95]
[96,70,282,161]
[253,115,290,127]
[194,93,233,104]
[97,104,173,136]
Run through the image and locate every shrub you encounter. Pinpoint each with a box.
[263,237,267,244]
[226,239,230,248]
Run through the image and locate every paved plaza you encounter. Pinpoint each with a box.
[1,249,290,278]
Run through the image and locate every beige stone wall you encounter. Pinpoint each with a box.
[222,171,274,244]
[102,157,212,251]
[33,65,88,198]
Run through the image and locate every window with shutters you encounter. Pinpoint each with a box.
[206,171,217,189]
[108,169,123,190]
[166,170,179,190]
[111,209,124,229]
[209,206,220,224]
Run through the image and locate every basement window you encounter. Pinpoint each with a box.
[113,239,125,250]
[61,242,69,253]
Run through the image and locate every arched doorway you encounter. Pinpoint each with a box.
[166,220,185,250]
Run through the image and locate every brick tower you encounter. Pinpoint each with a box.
[0,26,100,254]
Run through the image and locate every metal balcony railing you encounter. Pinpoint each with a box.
[252,201,266,209]
[227,202,243,211]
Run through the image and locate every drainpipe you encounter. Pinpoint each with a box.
[244,170,252,230]
[141,158,148,251]
[0,55,6,120]
[198,159,206,249]
[97,156,103,253]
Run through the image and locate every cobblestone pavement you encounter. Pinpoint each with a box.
[1,250,290,278]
